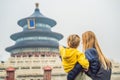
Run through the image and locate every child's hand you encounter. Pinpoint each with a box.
[84,69,88,72]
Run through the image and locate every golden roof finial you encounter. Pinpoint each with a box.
[35,3,39,8]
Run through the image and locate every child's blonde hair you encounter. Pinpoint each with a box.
[67,34,80,48]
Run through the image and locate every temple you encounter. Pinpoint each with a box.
[6,3,63,57]
[1,3,66,80]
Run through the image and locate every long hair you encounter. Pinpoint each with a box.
[82,31,111,69]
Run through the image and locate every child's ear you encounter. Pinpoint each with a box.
[67,42,70,47]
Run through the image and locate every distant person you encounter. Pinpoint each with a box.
[82,31,112,80]
[59,34,89,80]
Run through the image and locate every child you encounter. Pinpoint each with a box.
[59,34,89,80]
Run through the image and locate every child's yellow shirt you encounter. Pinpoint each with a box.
[59,46,89,73]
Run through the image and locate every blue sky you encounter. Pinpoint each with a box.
[0,0,120,62]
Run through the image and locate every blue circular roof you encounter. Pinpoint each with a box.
[10,30,63,41]
[6,40,59,52]
[18,8,56,27]
[5,4,64,53]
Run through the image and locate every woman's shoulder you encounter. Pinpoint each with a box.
[85,48,97,52]
[85,48,98,60]
[85,48,97,55]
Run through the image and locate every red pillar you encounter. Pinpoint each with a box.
[6,67,15,80]
[43,66,52,80]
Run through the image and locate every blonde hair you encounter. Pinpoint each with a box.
[67,34,80,48]
[82,31,111,69]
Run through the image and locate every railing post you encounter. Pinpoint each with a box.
[43,66,52,80]
[6,67,15,80]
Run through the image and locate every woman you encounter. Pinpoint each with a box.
[82,31,112,80]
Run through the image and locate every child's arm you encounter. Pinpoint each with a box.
[77,52,89,70]
[59,46,65,60]
[59,46,62,60]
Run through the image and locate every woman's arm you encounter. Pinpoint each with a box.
[85,48,100,75]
